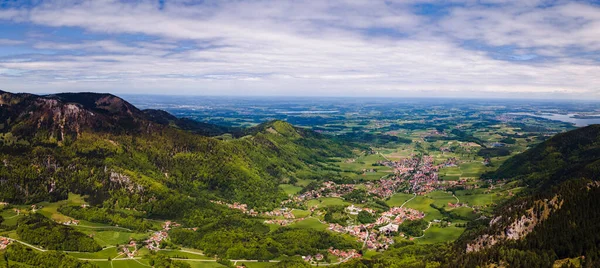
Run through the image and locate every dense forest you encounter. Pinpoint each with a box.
[16,214,101,252]
[0,91,354,211]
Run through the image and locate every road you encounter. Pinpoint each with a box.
[75,225,132,231]
[415,221,433,239]
[362,230,369,249]
[8,238,47,252]
[10,237,357,267]
[400,193,417,208]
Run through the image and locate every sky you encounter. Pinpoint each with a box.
[0,0,599,99]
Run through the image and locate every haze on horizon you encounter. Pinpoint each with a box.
[0,0,599,99]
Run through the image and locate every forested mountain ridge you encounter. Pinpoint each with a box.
[0,90,353,210]
[482,124,600,190]
[450,125,600,267]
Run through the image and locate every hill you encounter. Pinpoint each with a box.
[453,125,600,267]
[0,90,353,210]
[483,124,600,190]
[0,90,363,262]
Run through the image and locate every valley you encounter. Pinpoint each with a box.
[1,93,599,267]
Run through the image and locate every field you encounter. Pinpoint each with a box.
[288,217,327,231]
[416,224,466,244]
[280,184,303,195]
[335,153,393,181]
[92,259,152,268]
[306,197,349,208]
[451,207,478,220]
[291,209,311,218]
[75,229,149,247]
[425,191,457,208]
[157,250,212,260]
[66,247,120,259]
[386,193,415,207]
[241,262,278,268]
[0,209,22,227]
[402,196,444,222]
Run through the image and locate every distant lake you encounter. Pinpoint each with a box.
[509,113,600,127]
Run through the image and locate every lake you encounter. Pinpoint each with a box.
[509,113,600,127]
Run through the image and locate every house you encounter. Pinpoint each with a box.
[378,223,399,233]
[346,205,362,215]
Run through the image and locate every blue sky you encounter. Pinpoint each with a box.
[0,0,599,99]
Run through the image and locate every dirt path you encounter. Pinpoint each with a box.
[400,193,417,208]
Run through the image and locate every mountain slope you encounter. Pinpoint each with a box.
[482,124,600,189]
[0,91,353,211]
[452,125,600,267]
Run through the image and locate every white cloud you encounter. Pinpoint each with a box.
[0,0,599,98]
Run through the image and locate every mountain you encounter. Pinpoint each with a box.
[0,90,352,210]
[452,125,600,267]
[141,109,243,137]
[483,124,600,190]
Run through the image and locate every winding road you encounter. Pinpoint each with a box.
[400,193,417,208]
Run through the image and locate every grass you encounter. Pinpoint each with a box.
[36,193,87,222]
[291,209,311,218]
[401,196,443,222]
[306,197,349,208]
[417,224,466,244]
[157,250,212,260]
[76,229,148,247]
[1,209,22,226]
[451,207,478,220]
[288,217,327,231]
[280,184,303,195]
[425,191,457,208]
[65,247,120,259]
[96,259,152,268]
[295,179,314,187]
[241,262,276,268]
[385,193,415,207]
[181,261,227,268]
[459,162,489,178]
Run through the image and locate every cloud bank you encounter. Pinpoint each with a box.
[0,0,599,98]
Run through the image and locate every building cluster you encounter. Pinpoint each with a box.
[365,177,405,198]
[61,219,80,225]
[262,208,295,219]
[145,230,168,251]
[264,219,300,226]
[121,240,138,258]
[303,253,324,262]
[328,223,370,240]
[162,221,181,231]
[328,248,362,262]
[0,237,11,250]
[345,205,375,215]
[293,181,356,202]
[375,207,425,225]
[442,157,458,167]
[364,231,396,250]
[210,200,259,216]
[407,156,442,194]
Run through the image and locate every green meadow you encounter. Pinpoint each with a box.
[417,224,466,244]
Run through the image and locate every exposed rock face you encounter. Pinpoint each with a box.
[109,172,145,194]
[0,90,150,142]
[467,195,564,252]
